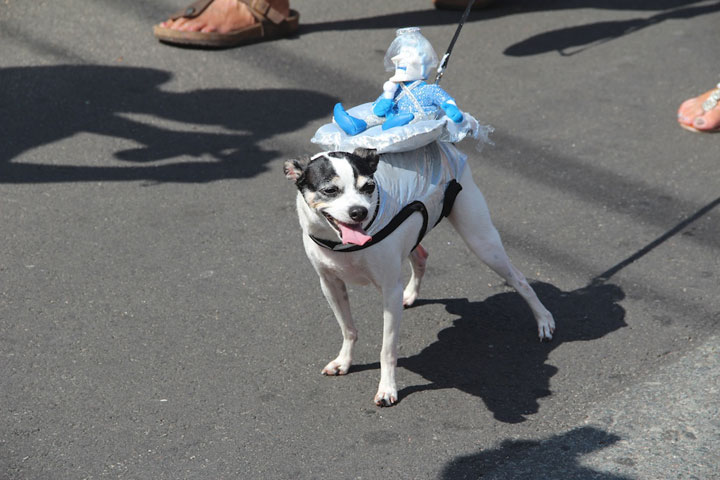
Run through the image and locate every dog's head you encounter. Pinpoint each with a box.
[284,148,380,246]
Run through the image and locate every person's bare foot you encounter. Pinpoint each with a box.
[159,0,290,34]
[678,83,720,132]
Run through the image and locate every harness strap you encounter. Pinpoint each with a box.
[399,81,432,120]
[394,80,422,103]
[437,179,463,225]
[310,201,428,252]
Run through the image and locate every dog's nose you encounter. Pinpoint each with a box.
[349,206,368,222]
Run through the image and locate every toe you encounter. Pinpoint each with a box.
[678,87,720,127]
[693,105,720,131]
[322,360,350,376]
[170,18,191,31]
[538,324,554,342]
[678,97,702,125]
[160,18,180,30]
[402,294,417,308]
[374,391,398,407]
[179,19,204,32]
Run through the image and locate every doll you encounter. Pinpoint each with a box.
[312,27,489,154]
[333,27,464,136]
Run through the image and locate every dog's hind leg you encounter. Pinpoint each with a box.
[318,272,358,375]
[448,169,555,341]
[403,244,429,307]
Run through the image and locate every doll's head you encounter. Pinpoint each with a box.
[384,27,439,82]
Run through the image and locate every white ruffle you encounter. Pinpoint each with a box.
[311,102,492,154]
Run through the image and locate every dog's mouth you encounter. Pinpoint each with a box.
[323,212,372,246]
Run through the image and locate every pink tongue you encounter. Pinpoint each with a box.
[338,222,372,246]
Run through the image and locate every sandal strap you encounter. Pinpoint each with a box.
[701,82,720,113]
[169,0,288,25]
[237,0,287,25]
[169,0,215,20]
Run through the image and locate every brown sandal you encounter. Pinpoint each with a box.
[153,0,299,48]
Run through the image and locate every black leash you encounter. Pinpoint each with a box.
[434,0,477,85]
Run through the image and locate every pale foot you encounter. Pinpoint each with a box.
[402,283,420,308]
[374,387,398,407]
[677,83,720,133]
[321,358,351,376]
[537,312,556,342]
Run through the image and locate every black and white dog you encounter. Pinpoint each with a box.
[284,144,555,406]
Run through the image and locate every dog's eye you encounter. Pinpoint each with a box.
[360,182,375,194]
[321,186,340,196]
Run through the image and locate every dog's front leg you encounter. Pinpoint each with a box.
[318,272,357,376]
[375,279,404,407]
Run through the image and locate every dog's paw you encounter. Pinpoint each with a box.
[537,314,556,342]
[402,288,419,308]
[374,388,398,407]
[321,359,351,376]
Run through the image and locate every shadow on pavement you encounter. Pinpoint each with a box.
[399,281,626,422]
[0,65,336,183]
[300,0,711,38]
[441,426,631,480]
[351,281,626,422]
[504,1,720,56]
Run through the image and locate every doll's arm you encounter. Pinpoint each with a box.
[432,85,464,123]
[441,100,464,123]
[373,81,399,117]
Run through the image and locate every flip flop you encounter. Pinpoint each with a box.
[153,0,299,48]
[678,82,720,133]
[432,0,495,10]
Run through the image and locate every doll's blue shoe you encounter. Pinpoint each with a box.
[334,103,368,136]
[382,113,415,130]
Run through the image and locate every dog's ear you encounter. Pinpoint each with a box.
[284,155,310,184]
[352,148,379,173]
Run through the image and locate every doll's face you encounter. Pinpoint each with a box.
[389,46,427,82]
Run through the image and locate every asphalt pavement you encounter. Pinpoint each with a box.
[2,1,719,478]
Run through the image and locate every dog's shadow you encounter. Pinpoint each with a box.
[358,281,626,422]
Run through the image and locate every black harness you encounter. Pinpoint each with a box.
[309,179,463,252]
